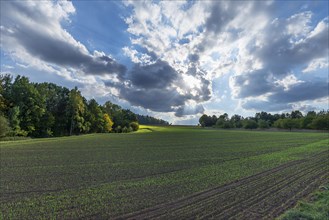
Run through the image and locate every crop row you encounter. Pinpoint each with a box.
[117,151,328,219]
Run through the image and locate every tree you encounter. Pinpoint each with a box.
[102,113,114,132]
[290,110,303,119]
[258,119,269,129]
[274,118,301,131]
[0,115,10,137]
[243,119,258,130]
[86,99,104,133]
[136,114,169,125]
[216,113,232,128]
[199,114,216,127]
[301,111,316,129]
[230,114,243,128]
[10,76,46,136]
[68,87,86,135]
[311,113,329,130]
[273,119,284,128]
[0,74,12,114]
[8,106,24,136]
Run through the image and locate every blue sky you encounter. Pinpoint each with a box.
[1,0,328,124]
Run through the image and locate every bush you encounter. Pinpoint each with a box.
[258,120,269,129]
[243,119,258,130]
[129,122,139,131]
[122,126,128,133]
[115,126,122,133]
[311,114,329,130]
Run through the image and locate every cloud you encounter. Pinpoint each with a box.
[242,101,293,112]
[242,80,328,112]
[269,80,328,103]
[175,104,204,117]
[302,58,329,73]
[123,1,328,114]
[230,12,329,111]
[119,88,184,112]
[1,0,328,119]
[104,59,210,115]
[127,60,178,89]
[0,1,126,77]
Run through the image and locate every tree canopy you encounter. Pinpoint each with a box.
[0,74,167,138]
[199,110,328,131]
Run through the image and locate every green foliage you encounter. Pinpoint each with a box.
[274,118,301,131]
[84,99,104,133]
[136,114,169,125]
[311,113,329,130]
[230,114,244,128]
[130,122,139,131]
[258,119,269,129]
[68,87,86,135]
[0,75,153,137]
[102,101,138,132]
[280,185,329,220]
[200,110,328,131]
[199,114,217,127]
[8,106,21,134]
[243,119,258,129]
[10,76,46,136]
[0,115,10,137]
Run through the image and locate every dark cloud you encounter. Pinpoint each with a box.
[242,80,328,111]
[253,21,329,76]
[104,59,211,116]
[232,70,276,98]
[175,104,204,117]
[269,81,328,103]
[119,87,185,112]
[188,54,200,62]
[128,60,178,89]
[232,14,329,111]
[1,1,126,76]
[205,2,236,34]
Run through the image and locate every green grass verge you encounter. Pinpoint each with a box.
[279,185,329,220]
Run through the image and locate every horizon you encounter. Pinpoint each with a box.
[1,0,328,125]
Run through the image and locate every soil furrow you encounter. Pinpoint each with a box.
[115,151,328,220]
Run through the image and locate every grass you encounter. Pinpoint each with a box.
[0,126,328,219]
[279,185,329,220]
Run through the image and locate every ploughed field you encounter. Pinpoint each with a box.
[0,126,328,219]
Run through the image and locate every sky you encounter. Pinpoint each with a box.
[1,0,328,125]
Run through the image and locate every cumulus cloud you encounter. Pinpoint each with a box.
[121,0,328,114]
[302,58,329,73]
[0,1,126,78]
[126,60,178,89]
[1,0,328,119]
[230,11,329,111]
[175,104,205,117]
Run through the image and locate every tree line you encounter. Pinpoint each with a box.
[136,114,169,125]
[199,110,329,131]
[0,74,167,138]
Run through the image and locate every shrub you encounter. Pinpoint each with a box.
[130,122,139,131]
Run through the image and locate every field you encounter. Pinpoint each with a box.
[0,126,328,219]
